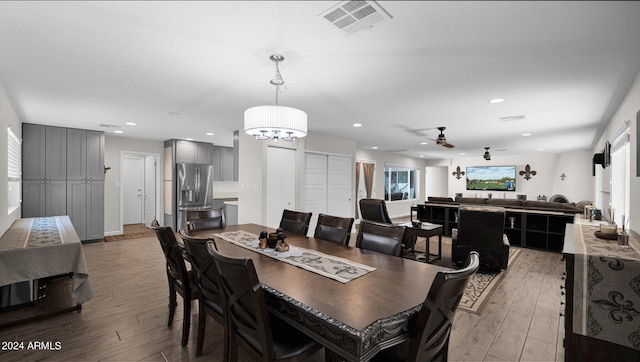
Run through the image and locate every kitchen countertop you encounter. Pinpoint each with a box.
[213,192,238,200]
[224,201,238,206]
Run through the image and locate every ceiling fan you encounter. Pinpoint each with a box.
[426,127,455,148]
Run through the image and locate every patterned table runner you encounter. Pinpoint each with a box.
[574,225,640,350]
[24,217,63,248]
[214,230,376,283]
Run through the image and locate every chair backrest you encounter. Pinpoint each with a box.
[359,199,393,224]
[151,223,190,287]
[279,209,312,235]
[314,213,355,246]
[207,244,275,359]
[355,220,405,256]
[457,205,505,247]
[408,252,480,360]
[187,207,226,233]
[179,230,223,307]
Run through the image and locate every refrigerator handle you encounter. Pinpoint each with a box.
[195,167,200,203]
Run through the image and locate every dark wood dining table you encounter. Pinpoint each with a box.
[192,223,450,362]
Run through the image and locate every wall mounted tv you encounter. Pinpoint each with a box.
[466,166,516,191]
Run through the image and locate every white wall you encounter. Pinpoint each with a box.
[104,136,164,234]
[0,80,21,236]
[355,149,429,218]
[594,71,640,232]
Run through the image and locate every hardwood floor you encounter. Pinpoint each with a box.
[0,229,565,361]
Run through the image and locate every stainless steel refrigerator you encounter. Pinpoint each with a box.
[176,163,213,231]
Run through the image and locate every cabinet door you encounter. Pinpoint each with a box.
[175,141,196,163]
[45,126,67,180]
[221,147,234,181]
[22,124,46,180]
[196,142,213,164]
[212,146,222,181]
[66,180,87,240]
[46,181,67,217]
[22,180,46,217]
[86,131,105,181]
[66,128,87,181]
[86,181,104,240]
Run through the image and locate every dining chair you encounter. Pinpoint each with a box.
[371,252,480,361]
[179,230,226,358]
[151,222,198,347]
[207,244,323,362]
[186,207,226,234]
[359,198,393,224]
[355,219,406,257]
[279,209,312,236]
[313,213,355,246]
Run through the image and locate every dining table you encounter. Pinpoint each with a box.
[191,223,450,362]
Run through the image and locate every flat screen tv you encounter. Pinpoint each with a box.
[466,166,516,191]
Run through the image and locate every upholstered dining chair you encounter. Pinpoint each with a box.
[151,222,198,347]
[355,220,406,257]
[313,213,355,246]
[279,209,312,236]
[186,207,226,234]
[207,244,323,361]
[371,252,480,362]
[179,230,226,358]
[359,198,393,224]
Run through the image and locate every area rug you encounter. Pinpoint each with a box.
[103,230,155,242]
[458,247,521,315]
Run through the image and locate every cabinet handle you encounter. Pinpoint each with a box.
[560,313,565,317]
[560,285,565,289]
[561,291,565,296]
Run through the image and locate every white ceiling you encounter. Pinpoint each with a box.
[1,1,640,160]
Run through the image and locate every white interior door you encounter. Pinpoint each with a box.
[266,147,296,229]
[123,157,144,225]
[304,153,328,235]
[144,155,157,227]
[327,155,352,217]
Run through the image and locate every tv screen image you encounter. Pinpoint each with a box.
[466,166,516,191]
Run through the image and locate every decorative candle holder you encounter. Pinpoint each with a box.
[618,232,629,248]
[509,216,516,229]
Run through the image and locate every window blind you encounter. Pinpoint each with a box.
[7,127,21,181]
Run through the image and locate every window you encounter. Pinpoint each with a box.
[384,166,417,201]
[7,126,21,215]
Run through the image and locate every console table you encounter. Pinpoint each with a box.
[562,220,640,360]
[417,203,576,252]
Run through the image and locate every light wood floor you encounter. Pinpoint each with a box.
[0,231,565,361]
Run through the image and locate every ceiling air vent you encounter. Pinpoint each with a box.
[318,1,393,36]
[498,115,526,122]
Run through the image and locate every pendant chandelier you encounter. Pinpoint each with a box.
[244,54,307,141]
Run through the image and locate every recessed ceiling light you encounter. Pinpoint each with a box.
[489,98,504,104]
[522,133,531,137]
[420,141,428,145]
[538,148,545,151]
[186,138,193,141]
[353,123,362,127]
[419,155,424,158]
[372,146,378,149]
[125,122,136,126]
[114,130,123,134]
[206,132,214,136]
[459,153,465,155]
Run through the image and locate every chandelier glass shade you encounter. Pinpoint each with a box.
[244,54,307,141]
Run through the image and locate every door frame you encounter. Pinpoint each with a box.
[118,151,161,234]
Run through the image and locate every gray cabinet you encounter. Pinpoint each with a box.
[21,180,67,218]
[212,146,236,181]
[22,123,104,241]
[22,124,67,181]
[175,140,212,164]
[67,180,104,241]
[67,128,104,181]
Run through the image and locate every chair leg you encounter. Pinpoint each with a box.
[168,283,177,327]
[228,333,238,362]
[181,298,191,346]
[196,300,206,356]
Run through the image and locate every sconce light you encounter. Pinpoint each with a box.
[560,173,566,181]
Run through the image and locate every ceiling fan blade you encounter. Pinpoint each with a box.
[440,142,455,148]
